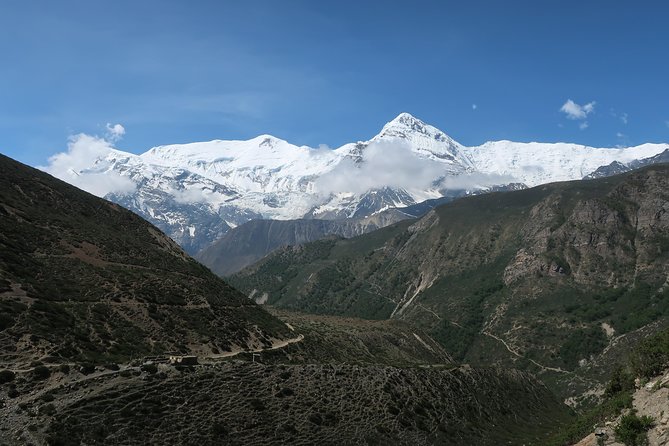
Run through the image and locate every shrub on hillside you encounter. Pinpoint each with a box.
[630,329,669,379]
[615,412,653,446]
[605,366,635,397]
[140,363,158,374]
[33,365,51,380]
[0,369,15,384]
[79,363,95,375]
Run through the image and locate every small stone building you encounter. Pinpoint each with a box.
[169,355,198,366]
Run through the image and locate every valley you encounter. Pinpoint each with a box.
[2,125,669,446]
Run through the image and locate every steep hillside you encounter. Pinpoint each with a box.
[37,362,568,446]
[0,306,570,446]
[197,185,526,277]
[196,211,413,277]
[229,165,669,398]
[0,154,291,367]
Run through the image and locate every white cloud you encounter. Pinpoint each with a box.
[665,120,669,129]
[39,132,136,198]
[315,141,440,195]
[579,121,589,130]
[582,102,595,114]
[439,172,517,190]
[105,123,126,141]
[315,140,514,196]
[472,104,477,110]
[560,99,596,120]
[620,113,628,125]
[171,187,211,204]
[616,132,626,138]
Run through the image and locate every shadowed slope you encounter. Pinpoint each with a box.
[0,154,291,366]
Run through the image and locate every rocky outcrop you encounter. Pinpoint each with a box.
[576,369,669,446]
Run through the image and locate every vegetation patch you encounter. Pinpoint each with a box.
[615,412,654,446]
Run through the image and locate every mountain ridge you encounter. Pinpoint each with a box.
[44,113,669,253]
[228,164,669,402]
[196,184,529,277]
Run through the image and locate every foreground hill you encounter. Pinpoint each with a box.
[1,307,571,445]
[229,165,669,399]
[0,154,291,367]
[41,362,568,446]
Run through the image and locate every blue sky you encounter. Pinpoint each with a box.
[1,0,668,166]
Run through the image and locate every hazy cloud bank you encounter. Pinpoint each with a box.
[315,140,515,196]
[439,172,517,190]
[315,141,444,195]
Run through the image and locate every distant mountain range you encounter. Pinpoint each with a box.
[48,112,668,254]
[196,213,409,278]
[196,184,528,276]
[583,147,669,179]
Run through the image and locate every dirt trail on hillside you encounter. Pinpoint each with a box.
[205,334,305,360]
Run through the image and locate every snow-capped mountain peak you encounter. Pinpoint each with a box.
[48,113,668,254]
[371,112,474,169]
[379,112,448,139]
[375,112,451,144]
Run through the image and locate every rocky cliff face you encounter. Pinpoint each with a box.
[507,169,669,289]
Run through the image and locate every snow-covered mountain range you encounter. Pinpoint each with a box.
[49,112,668,254]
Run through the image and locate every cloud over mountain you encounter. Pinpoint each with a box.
[40,132,136,198]
[315,140,445,195]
